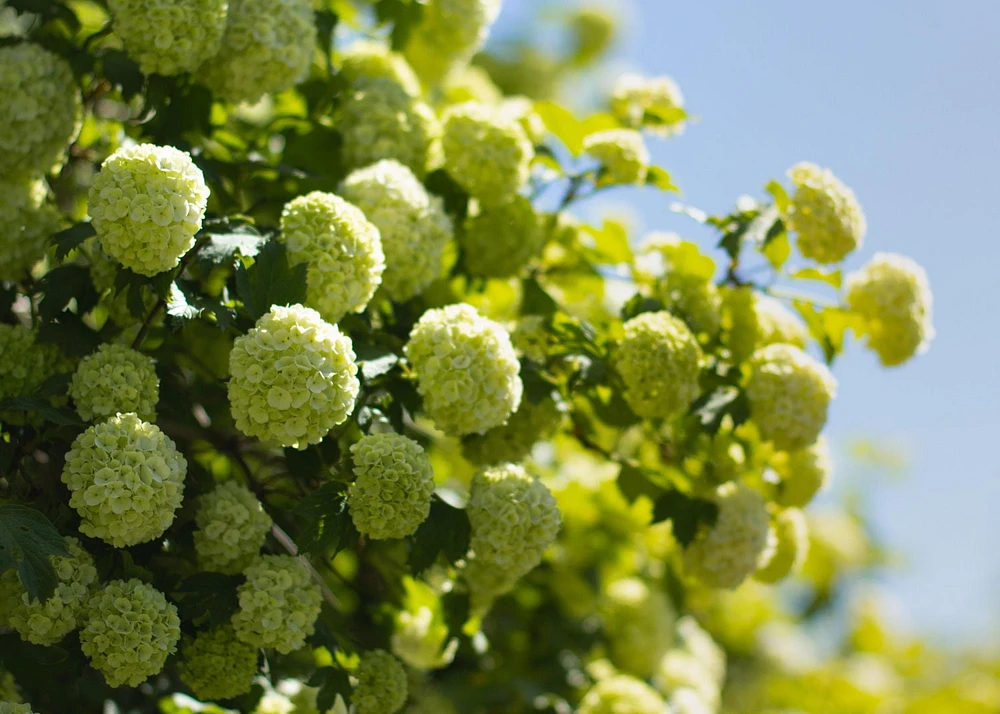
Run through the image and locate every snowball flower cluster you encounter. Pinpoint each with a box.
[279,192,385,323]
[339,160,452,301]
[756,507,809,583]
[684,482,774,589]
[403,0,502,84]
[0,43,81,177]
[577,675,666,714]
[338,40,421,97]
[845,252,934,367]
[392,578,458,671]
[88,144,209,276]
[199,0,314,104]
[786,162,866,264]
[610,73,685,135]
[461,396,563,466]
[441,65,502,106]
[231,554,322,653]
[79,579,181,688]
[657,271,722,339]
[0,705,32,714]
[108,0,228,76]
[722,287,807,363]
[441,102,533,206]
[0,325,52,404]
[177,625,259,701]
[601,577,676,678]
[584,129,650,184]
[352,650,408,714]
[462,196,546,277]
[615,311,703,420]
[348,433,436,540]
[194,480,273,573]
[62,413,187,547]
[746,344,836,451]
[405,303,523,436]
[774,437,833,508]
[228,304,359,449]
[0,177,60,281]
[70,344,159,422]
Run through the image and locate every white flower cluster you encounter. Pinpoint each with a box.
[577,675,666,714]
[786,162,866,264]
[461,396,563,466]
[0,177,60,281]
[352,650,408,714]
[391,577,458,671]
[177,625,259,701]
[69,343,159,422]
[583,129,650,185]
[774,437,833,508]
[194,480,273,574]
[108,0,228,75]
[755,507,809,583]
[231,554,323,653]
[601,577,676,677]
[610,73,685,135]
[722,287,807,363]
[403,0,502,84]
[338,40,421,97]
[461,196,546,277]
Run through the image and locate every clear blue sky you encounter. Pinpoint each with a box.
[493,0,1000,644]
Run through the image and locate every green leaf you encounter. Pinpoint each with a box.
[793,301,859,364]
[762,232,790,270]
[533,101,586,156]
[765,180,791,214]
[353,343,400,382]
[174,572,243,626]
[0,396,85,426]
[616,464,664,503]
[425,169,470,223]
[790,267,843,289]
[645,166,680,192]
[690,386,749,435]
[521,277,558,317]
[166,283,200,323]
[620,293,664,321]
[651,491,719,547]
[0,504,70,602]
[580,220,633,265]
[308,667,352,713]
[295,481,359,556]
[409,498,471,575]
[51,222,95,261]
[235,240,308,321]
[199,230,266,264]
[100,49,143,100]
[35,264,99,320]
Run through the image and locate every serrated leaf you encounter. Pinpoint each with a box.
[309,667,352,713]
[651,491,719,547]
[353,343,400,381]
[199,231,265,264]
[790,267,842,289]
[51,222,96,261]
[235,241,308,321]
[616,464,664,503]
[174,572,243,626]
[36,312,102,357]
[35,264,99,320]
[0,505,70,602]
[409,498,471,575]
[762,232,791,270]
[580,220,633,265]
[295,482,358,556]
[645,166,680,192]
[166,282,200,322]
[793,301,858,364]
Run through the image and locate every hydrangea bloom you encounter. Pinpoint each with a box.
[177,625,259,701]
[583,129,649,185]
[684,482,774,589]
[194,480,273,573]
[786,162,866,264]
[655,651,721,709]
[845,252,934,367]
[601,577,676,678]
[0,43,81,177]
[0,704,33,714]
[199,0,314,104]
[441,102,533,206]
[403,0,502,84]
[746,344,836,451]
[577,675,666,714]
[756,508,809,583]
[657,271,722,339]
[441,65,503,106]
[675,615,727,685]
[391,577,458,671]
[108,0,228,76]
[353,650,408,714]
[231,555,323,653]
[2,537,97,645]
[88,144,209,276]
[338,40,421,97]
[615,311,703,420]
[0,670,19,703]
[0,324,52,404]
[279,192,385,323]
[610,73,685,135]
[0,177,61,281]
[404,303,522,436]
[62,413,187,547]
[339,160,453,301]
[228,304,359,449]
[79,579,181,688]
[775,437,834,508]
[348,433,435,540]
[461,396,563,466]
[69,343,159,422]
[461,196,546,277]
[499,96,547,145]
[722,287,807,363]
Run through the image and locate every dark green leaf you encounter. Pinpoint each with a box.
[616,464,664,503]
[0,396,85,426]
[101,49,143,99]
[199,230,266,264]
[174,572,243,626]
[651,491,719,547]
[690,386,749,435]
[409,498,471,575]
[354,343,400,382]
[235,241,308,321]
[620,293,664,321]
[51,222,95,261]
[521,277,558,317]
[308,667,352,713]
[295,481,358,556]
[425,169,470,222]
[36,264,99,320]
[37,312,102,357]
[0,504,70,601]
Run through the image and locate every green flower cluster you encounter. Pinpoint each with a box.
[774,437,833,508]
[62,413,187,547]
[69,343,159,422]
[0,325,53,405]
[108,0,228,75]
[0,704,33,714]
[0,177,60,281]
[461,195,546,277]
[403,0,502,84]
[577,675,666,714]
[657,271,722,339]
[610,73,685,135]
[461,396,563,466]
[583,129,650,185]
[755,507,809,583]
[194,480,273,574]
[231,554,323,653]
[338,40,421,97]
[601,577,676,678]
[353,650,408,714]
[722,287,807,363]
[786,162,866,264]
[391,577,458,671]
[177,625,259,701]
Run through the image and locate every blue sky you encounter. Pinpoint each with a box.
[493,0,1000,644]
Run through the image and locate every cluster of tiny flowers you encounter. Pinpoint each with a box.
[845,252,934,367]
[465,463,561,602]
[392,578,457,671]
[404,303,523,436]
[722,287,807,363]
[279,192,385,323]
[200,0,314,104]
[107,0,228,75]
[655,651,721,711]
[0,44,81,177]
[228,304,359,449]
[194,480,273,573]
[3,537,97,645]
[786,162,866,264]
[0,704,33,714]
[403,0,502,83]
[0,670,19,702]
[583,129,650,185]
[684,482,775,589]
[339,160,453,301]
[79,579,181,688]
[657,271,723,339]
[0,177,60,281]
[0,325,52,404]
[601,577,676,678]
[462,196,546,277]
[610,73,685,135]
[177,625,259,701]
[62,413,187,547]
[775,436,833,508]
[89,144,209,276]
[338,40,421,97]
[577,675,666,714]
[69,344,159,422]
[231,555,323,653]
[499,96,547,145]
[441,65,503,106]
[615,311,703,420]
[755,507,809,583]
[441,102,533,206]
[461,396,563,466]
[348,433,436,540]
[746,344,836,451]
[352,650,408,714]
[340,77,440,177]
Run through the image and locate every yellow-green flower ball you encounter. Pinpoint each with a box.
[610,73,685,136]
[403,0,502,84]
[353,650,408,714]
[227,304,359,449]
[177,625,259,701]
[79,579,181,688]
[69,343,159,422]
[0,43,81,177]
[615,311,703,420]
[657,271,722,339]
[194,480,273,574]
[404,303,522,436]
[391,578,457,671]
[684,482,774,589]
[88,143,209,276]
[461,195,546,277]
[338,40,421,97]
[746,344,836,451]
[231,554,322,654]
[62,413,187,547]
[755,507,809,583]
[655,651,721,710]
[0,703,33,714]
[108,0,228,76]
[348,433,435,540]
[461,396,563,466]
[441,102,533,206]
[577,675,666,714]
[279,192,385,323]
[199,0,314,104]
[774,437,833,508]
[441,65,503,106]
[786,162,866,264]
[0,177,61,281]
[0,670,19,703]
[601,577,676,678]
[0,324,51,404]
[339,160,453,302]
[845,252,934,367]
[3,537,97,646]
[583,129,649,185]
[722,287,807,363]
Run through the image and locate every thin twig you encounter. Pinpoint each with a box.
[131,238,208,350]
[271,523,342,609]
